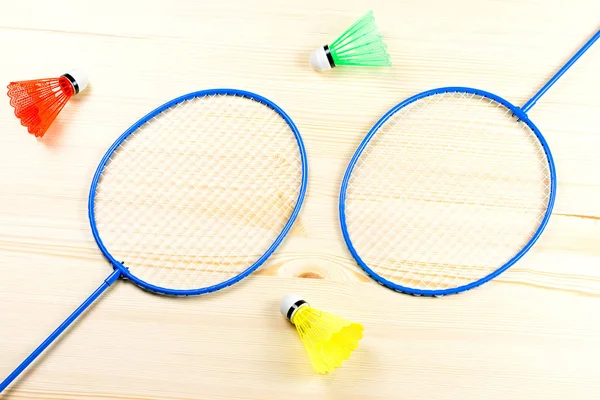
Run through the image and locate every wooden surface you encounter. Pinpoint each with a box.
[1,0,600,398]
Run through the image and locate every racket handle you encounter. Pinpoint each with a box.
[0,269,121,393]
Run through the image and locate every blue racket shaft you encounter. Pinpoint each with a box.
[522,29,600,112]
[0,270,120,392]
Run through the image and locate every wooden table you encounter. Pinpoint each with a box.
[1,1,600,398]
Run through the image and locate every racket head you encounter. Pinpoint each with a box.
[339,87,556,296]
[89,89,308,296]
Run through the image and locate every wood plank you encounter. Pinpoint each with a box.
[0,0,599,398]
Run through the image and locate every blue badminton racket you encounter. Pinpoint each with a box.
[340,29,600,296]
[0,89,308,392]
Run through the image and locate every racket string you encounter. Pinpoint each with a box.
[94,94,303,291]
[345,92,551,291]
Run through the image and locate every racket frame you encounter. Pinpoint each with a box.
[89,88,309,296]
[339,86,557,296]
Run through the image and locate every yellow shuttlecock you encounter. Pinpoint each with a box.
[280,294,364,374]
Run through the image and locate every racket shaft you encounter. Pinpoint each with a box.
[0,269,120,393]
[522,29,600,113]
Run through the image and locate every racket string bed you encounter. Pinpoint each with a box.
[344,92,552,292]
[94,94,304,291]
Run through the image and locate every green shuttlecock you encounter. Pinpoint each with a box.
[310,10,392,72]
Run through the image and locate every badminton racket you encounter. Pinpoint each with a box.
[340,29,600,296]
[0,89,308,391]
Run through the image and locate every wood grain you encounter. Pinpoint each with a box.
[1,0,600,398]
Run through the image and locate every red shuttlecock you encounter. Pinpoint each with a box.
[7,70,88,137]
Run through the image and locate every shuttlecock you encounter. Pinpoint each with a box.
[310,10,391,72]
[7,69,88,137]
[280,294,364,374]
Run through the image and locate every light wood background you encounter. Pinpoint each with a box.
[1,0,600,399]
